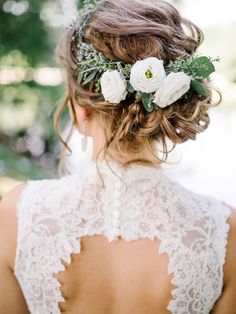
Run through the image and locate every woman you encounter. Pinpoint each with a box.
[0,0,235,313]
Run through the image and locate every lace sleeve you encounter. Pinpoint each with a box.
[152,173,234,314]
[210,201,232,270]
[14,176,83,314]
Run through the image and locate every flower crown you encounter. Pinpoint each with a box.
[74,0,219,113]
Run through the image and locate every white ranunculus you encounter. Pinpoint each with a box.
[130,57,166,93]
[153,72,191,108]
[100,70,127,104]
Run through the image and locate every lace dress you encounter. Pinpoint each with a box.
[14,161,232,314]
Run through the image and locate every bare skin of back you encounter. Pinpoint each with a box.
[55,236,174,314]
[0,184,236,314]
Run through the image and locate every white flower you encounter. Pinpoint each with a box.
[153,72,191,108]
[100,70,127,104]
[130,57,166,93]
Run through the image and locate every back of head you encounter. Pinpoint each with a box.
[56,0,218,167]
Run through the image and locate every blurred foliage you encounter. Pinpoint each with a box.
[0,0,97,182]
[0,3,51,66]
[0,0,67,181]
[0,0,235,185]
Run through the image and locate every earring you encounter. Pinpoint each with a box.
[81,121,88,152]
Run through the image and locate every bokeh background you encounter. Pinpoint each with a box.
[0,0,235,204]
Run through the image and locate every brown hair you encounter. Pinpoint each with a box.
[55,0,220,169]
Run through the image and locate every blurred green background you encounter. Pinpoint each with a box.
[0,0,236,198]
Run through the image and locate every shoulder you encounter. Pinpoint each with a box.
[0,176,77,267]
[0,183,27,268]
[0,183,26,211]
[223,206,236,286]
[0,183,27,230]
[163,173,232,218]
[15,175,80,210]
[0,179,56,219]
[0,174,83,223]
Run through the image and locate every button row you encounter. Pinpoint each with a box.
[112,179,122,227]
[113,209,121,218]
[113,199,122,208]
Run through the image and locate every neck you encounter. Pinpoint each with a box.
[89,121,160,165]
[91,127,106,162]
[90,125,155,167]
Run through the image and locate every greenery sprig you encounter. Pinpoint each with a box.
[74,53,219,108]
[166,56,220,97]
[74,53,129,92]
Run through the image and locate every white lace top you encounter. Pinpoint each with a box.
[14,161,232,314]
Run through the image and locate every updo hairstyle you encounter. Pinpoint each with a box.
[56,0,219,167]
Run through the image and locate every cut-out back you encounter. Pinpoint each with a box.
[54,236,174,314]
[14,161,232,314]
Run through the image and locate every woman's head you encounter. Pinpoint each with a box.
[56,0,219,167]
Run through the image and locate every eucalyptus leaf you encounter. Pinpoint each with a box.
[143,102,155,113]
[82,71,97,85]
[141,93,151,104]
[127,82,135,93]
[191,80,208,97]
[191,56,215,79]
[141,93,155,112]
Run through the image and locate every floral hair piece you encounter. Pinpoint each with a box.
[74,0,219,112]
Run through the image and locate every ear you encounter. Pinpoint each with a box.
[75,106,92,122]
[74,106,93,124]
[84,107,93,119]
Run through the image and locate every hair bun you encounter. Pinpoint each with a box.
[56,0,220,167]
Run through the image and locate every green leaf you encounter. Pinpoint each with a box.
[144,102,155,112]
[82,71,97,85]
[141,93,151,103]
[77,72,84,84]
[191,56,215,79]
[73,65,80,76]
[191,80,208,97]
[80,66,100,74]
[141,93,155,112]
[127,82,135,93]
